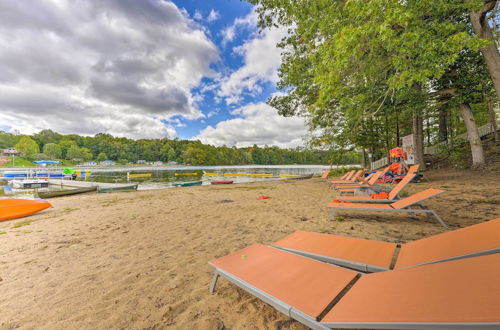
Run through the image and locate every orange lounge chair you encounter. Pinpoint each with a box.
[328,188,447,227]
[335,170,383,192]
[329,170,364,186]
[209,244,500,329]
[336,165,391,191]
[329,170,355,183]
[321,170,331,179]
[336,173,416,202]
[273,218,500,272]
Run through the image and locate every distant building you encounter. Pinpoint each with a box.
[2,148,21,157]
[81,161,97,166]
[136,160,147,164]
[167,161,178,165]
[152,161,163,166]
[100,160,116,166]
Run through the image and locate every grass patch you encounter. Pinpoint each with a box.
[22,230,31,235]
[36,230,44,233]
[12,220,31,228]
[335,216,345,222]
[59,218,65,222]
[100,197,121,207]
[63,207,80,212]
[0,231,6,235]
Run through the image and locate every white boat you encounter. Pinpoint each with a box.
[11,179,49,189]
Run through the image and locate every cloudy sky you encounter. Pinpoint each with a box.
[0,0,308,148]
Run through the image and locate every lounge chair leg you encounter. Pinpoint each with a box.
[210,272,220,293]
[430,210,447,228]
[329,209,337,221]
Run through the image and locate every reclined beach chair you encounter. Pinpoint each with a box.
[272,218,500,272]
[329,170,364,187]
[328,188,447,227]
[335,170,384,193]
[210,244,500,329]
[321,170,331,179]
[329,170,355,184]
[336,173,416,202]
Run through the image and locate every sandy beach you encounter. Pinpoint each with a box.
[0,169,499,330]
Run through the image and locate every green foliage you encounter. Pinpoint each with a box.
[248,0,495,168]
[15,136,39,159]
[97,152,108,162]
[43,143,62,159]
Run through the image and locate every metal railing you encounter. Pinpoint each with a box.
[370,121,498,170]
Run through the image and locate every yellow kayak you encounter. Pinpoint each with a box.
[249,173,274,177]
[175,172,199,176]
[128,173,152,178]
[224,173,247,176]
[203,172,218,176]
[279,174,299,178]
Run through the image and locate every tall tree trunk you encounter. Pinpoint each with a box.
[487,100,499,142]
[458,103,485,167]
[438,107,449,142]
[470,1,500,103]
[412,110,426,170]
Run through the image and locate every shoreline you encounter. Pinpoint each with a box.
[0,168,498,329]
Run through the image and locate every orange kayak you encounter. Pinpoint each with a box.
[0,198,52,221]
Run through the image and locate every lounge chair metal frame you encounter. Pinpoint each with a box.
[329,190,447,228]
[210,268,332,330]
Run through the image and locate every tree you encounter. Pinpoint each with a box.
[96,152,108,162]
[66,145,83,160]
[43,143,62,159]
[470,1,500,102]
[15,136,39,159]
[249,0,494,168]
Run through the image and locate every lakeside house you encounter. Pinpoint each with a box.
[100,160,116,166]
[152,161,163,166]
[136,160,147,164]
[2,148,21,157]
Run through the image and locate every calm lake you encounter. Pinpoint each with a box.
[1,165,354,197]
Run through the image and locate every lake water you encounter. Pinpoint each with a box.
[1,164,353,197]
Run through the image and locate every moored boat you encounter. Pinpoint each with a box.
[97,184,138,193]
[210,180,233,185]
[127,173,152,178]
[279,174,299,178]
[38,186,97,199]
[172,181,203,187]
[0,198,51,221]
[174,172,199,176]
[11,179,49,189]
[223,173,247,176]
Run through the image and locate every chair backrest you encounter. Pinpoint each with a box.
[408,164,420,174]
[396,218,500,269]
[367,171,384,185]
[388,174,416,200]
[343,170,355,181]
[351,170,363,182]
[390,188,445,209]
[322,170,331,179]
[359,172,375,185]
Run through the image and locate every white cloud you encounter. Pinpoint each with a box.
[220,9,258,45]
[195,103,308,148]
[217,9,285,105]
[193,10,203,20]
[0,0,219,139]
[207,9,220,22]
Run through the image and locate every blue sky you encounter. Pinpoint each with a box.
[0,0,308,148]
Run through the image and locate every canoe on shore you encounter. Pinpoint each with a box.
[203,172,218,176]
[38,186,97,199]
[249,173,274,177]
[279,174,299,178]
[0,198,51,221]
[97,184,138,193]
[174,173,199,176]
[210,180,233,185]
[172,181,203,187]
[223,173,247,176]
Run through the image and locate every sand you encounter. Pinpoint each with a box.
[0,169,499,330]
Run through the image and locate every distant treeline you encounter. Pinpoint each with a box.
[0,130,362,165]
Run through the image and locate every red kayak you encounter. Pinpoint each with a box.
[211,180,233,185]
[0,198,51,221]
